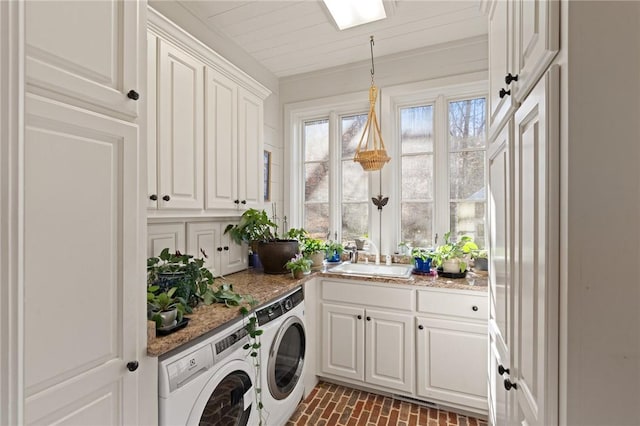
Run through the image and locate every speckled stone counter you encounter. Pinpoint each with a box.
[147,266,487,357]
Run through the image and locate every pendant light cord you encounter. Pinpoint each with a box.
[370,35,375,84]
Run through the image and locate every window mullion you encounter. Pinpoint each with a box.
[328,111,341,241]
[433,94,449,245]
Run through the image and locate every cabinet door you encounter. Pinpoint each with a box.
[513,67,559,426]
[186,222,219,275]
[158,40,204,210]
[487,0,517,139]
[147,223,186,258]
[416,317,488,411]
[488,120,512,359]
[23,94,139,424]
[220,228,247,276]
[205,67,238,210]
[512,0,559,103]
[321,303,365,382]
[25,0,139,118]
[147,32,158,209]
[489,332,514,426]
[365,309,413,393]
[237,87,263,209]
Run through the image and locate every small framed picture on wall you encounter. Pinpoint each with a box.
[264,150,271,202]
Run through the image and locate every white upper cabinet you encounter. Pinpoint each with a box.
[156,40,204,211]
[25,0,140,118]
[485,0,559,139]
[205,67,238,210]
[237,88,264,210]
[147,8,270,216]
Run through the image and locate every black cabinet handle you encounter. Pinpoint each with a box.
[418,324,424,330]
[241,200,247,205]
[504,378,517,391]
[498,364,510,376]
[162,195,170,202]
[366,316,371,321]
[127,90,139,100]
[357,315,362,320]
[504,73,519,85]
[472,305,478,311]
[126,361,139,372]
[234,200,240,204]
[149,194,158,201]
[217,247,223,252]
[223,246,229,251]
[499,88,511,99]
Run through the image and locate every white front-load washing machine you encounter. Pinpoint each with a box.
[158,318,258,426]
[256,286,306,426]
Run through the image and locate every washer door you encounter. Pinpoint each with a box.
[189,359,255,426]
[267,315,306,400]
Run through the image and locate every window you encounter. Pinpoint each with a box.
[448,98,486,245]
[303,119,330,239]
[341,114,369,239]
[396,95,486,249]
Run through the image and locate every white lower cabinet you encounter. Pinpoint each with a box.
[321,303,413,393]
[319,279,488,415]
[186,221,247,276]
[147,220,247,276]
[416,317,487,410]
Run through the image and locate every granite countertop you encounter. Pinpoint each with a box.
[147,265,488,357]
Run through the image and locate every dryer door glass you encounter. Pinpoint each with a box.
[200,370,252,425]
[269,318,306,400]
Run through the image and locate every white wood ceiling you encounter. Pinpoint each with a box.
[178,0,488,77]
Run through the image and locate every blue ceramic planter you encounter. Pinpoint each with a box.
[414,257,432,272]
[327,251,341,263]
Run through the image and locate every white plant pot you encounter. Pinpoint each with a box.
[442,259,461,273]
[309,251,325,270]
[156,308,177,328]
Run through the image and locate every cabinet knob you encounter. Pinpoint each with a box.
[366,316,371,321]
[472,305,479,312]
[504,378,517,391]
[499,88,511,99]
[234,200,240,204]
[217,247,223,252]
[504,73,519,85]
[126,361,139,372]
[241,200,247,205]
[418,324,424,330]
[149,194,158,201]
[498,364,510,376]
[162,195,170,202]
[127,90,140,100]
[357,315,362,320]
[223,246,229,251]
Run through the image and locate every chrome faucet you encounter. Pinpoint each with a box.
[349,247,359,264]
[364,238,380,265]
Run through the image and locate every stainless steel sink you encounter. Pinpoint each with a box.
[325,262,414,280]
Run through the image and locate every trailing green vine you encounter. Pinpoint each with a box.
[240,306,265,425]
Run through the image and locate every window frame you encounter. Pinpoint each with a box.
[285,91,375,243]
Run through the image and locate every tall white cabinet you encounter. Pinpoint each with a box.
[19,1,147,424]
[484,0,559,424]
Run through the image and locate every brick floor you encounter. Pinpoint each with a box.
[286,381,488,426]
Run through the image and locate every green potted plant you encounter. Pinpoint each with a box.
[285,254,312,279]
[147,286,186,329]
[431,232,478,274]
[225,208,298,274]
[411,247,433,273]
[147,248,215,309]
[325,240,344,263]
[285,228,326,270]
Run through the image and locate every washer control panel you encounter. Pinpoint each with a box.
[256,287,304,326]
[214,325,249,359]
[164,345,214,394]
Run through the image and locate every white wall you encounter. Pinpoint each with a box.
[561,2,640,424]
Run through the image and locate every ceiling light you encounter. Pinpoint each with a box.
[322,0,387,30]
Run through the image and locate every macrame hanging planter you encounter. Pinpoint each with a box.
[354,36,390,172]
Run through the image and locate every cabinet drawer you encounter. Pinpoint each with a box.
[417,289,487,320]
[322,280,414,311]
